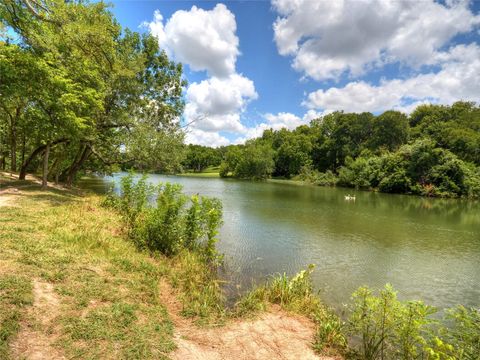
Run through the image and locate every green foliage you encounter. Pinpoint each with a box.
[346,284,480,360]
[104,173,223,262]
[299,164,338,186]
[0,0,185,181]
[337,139,479,198]
[220,142,275,180]
[369,110,410,152]
[136,183,187,256]
[182,144,222,172]
[442,306,480,359]
[186,102,480,198]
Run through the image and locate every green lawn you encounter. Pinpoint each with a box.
[178,166,220,178]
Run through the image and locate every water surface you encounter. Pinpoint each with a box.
[79,173,480,310]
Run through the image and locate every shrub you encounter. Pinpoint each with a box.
[135,183,187,255]
[185,195,223,263]
[442,306,480,359]
[299,165,338,186]
[104,173,223,261]
[347,284,438,360]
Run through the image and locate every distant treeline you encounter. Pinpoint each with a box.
[182,102,480,198]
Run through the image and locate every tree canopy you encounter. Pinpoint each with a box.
[0,0,186,184]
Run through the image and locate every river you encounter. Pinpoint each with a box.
[79,173,480,311]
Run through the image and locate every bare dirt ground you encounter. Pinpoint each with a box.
[159,280,337,360]
[0,188,19,207]
[10,280,66,360]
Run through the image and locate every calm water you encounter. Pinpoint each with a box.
[79,173,480,310]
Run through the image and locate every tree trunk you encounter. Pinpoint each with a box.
[42,143,50,189]
[10,114,17,172]
[19,138,68,180]
[65,145,91,187]
[21,129,26,166]
[49,157,59,184]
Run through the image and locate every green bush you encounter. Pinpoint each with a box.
[299,165,338,186]
[335,139,480,198]
[346,284,480,360]
[135,183,187,255]
[442,306,480,359]
[104,173,223,261]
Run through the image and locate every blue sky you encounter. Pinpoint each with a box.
[109,0,480,146]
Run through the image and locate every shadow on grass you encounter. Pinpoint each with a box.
[22,192,81,206]
[1,176,84,206]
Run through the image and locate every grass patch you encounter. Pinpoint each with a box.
[179,166,221,178]
[0,181,175,359]
[168,251,225,324]
[0,275,33,360]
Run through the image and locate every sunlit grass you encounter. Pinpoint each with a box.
[0,184,175,359]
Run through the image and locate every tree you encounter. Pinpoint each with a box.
[233,142,275,180]
[369,110,409,152]
[1,0,186,184]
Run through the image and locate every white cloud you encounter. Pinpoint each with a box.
[184,73,258,133]
[272,0,480,80]
[146,4,260,146]
[185,128,230,147]
[146,4,239,77]
[304,44,480,113]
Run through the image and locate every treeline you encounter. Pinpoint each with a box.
[0,0,185,186]
[205,102,479,198]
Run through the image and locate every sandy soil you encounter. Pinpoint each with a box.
[0,188,19,207]
[160,280,337,360]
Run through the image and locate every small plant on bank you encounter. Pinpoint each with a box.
[345,284,480,360]
[103,172,223,263]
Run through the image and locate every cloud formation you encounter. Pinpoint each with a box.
[305,44,480,114]
[272,0,480,81]
[147,4,239,77]
[184,74,257,134]
[146,4,258,146]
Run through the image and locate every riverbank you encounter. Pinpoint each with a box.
[0,173,338,359]
[178,166,221,178]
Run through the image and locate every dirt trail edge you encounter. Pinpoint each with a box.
[10,279,66,360]
[159,280,336,360]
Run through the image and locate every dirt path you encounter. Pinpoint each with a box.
[10,280,65,360]
[159,280,336,360]
[0,188,19,207]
